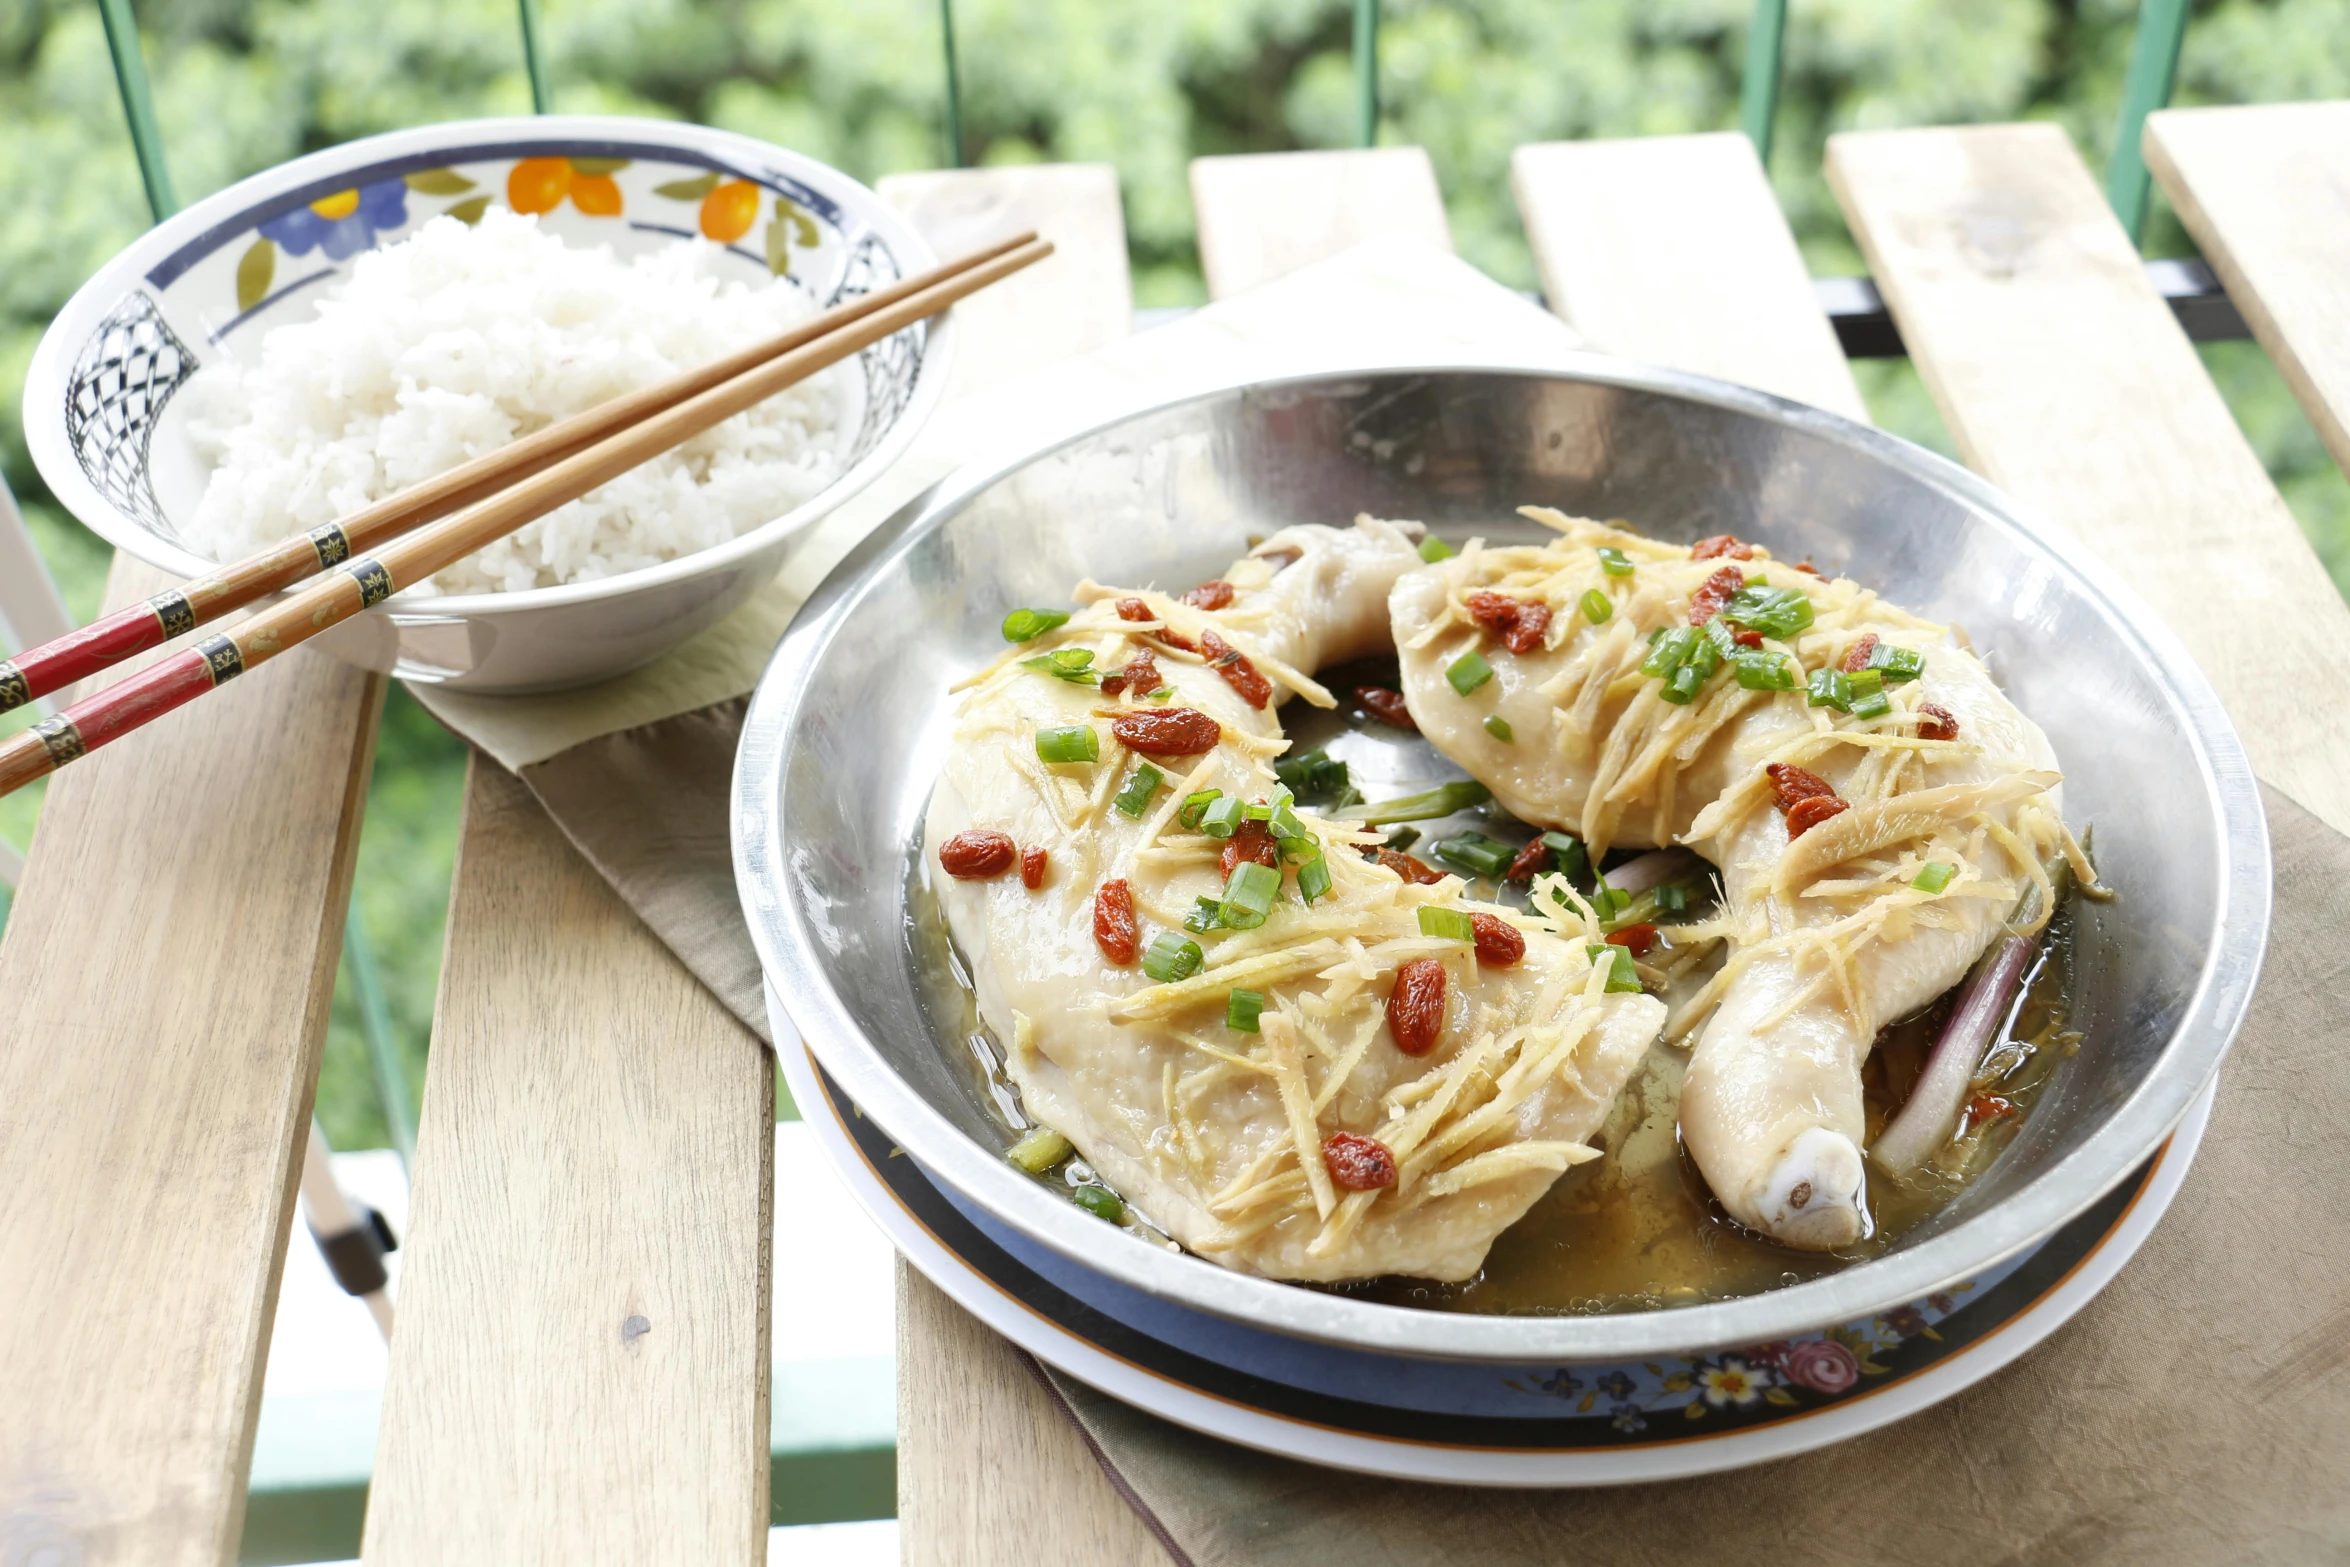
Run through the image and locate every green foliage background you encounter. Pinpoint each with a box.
[3,0,2344,1149]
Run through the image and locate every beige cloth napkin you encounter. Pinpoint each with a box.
[418,239,1588,1037]
[1041,782,2348,1565]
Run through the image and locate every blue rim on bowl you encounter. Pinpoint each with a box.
[24,115,954,630]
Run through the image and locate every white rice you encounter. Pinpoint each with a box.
[183,206,844,596]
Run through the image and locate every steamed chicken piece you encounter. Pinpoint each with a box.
[926,519,1662,1282]
[1392,511,2067,1249]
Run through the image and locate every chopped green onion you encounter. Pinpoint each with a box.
[1219,861,1281,929]
[1007,1126,1074,1174]
[1540,830,1591,885]
[1446,650,1495,696]
[1580,588,1613,625]
[1021,646,1099,684]
[1587,943,1645,993]
[1433,832,1514,878]
[1418,535,1455,563]
[1384,826,1423,852]
[1147,686,1172,702]
[1913,861,1957,894]
[1721,585,1816,641]
[1273,748,1351,801]
[1733,650,1798,691]
[1269,799,1309,840]
[1702,617,1738,659]
[1225,989,1266,1032]
[1640,626,1699,678]
[1035,724,1100,764]
[1848,667,1892,720]
[1198,795,1247,839]
[1684,635,1722,683]
[1599,883,1633,919]
[1332,780,1493,825]
[1418,906,1475,942]
[1806,668,1853,713]
[1070,1184,1125,1222]
[1655,883,1690,913]
[1869,643,1926,684]
[1001,607,1071,642]
[1662,663,1704,704]
[1597,545,1635,577]
[1483,713,1514,743]
[1184,898,1224,934]
[1143,932,1205,982]
[1179,788,1222,830]
[1242,800,1273,822]
[1112,763,1164,818]
[1297,853,1332,904]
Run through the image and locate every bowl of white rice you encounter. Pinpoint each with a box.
[24,116,953,691]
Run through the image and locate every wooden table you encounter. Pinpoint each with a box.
[0,102,2344,1566]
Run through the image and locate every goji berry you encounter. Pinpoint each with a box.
[1183,580,1236,611]
[1688,566,1745,627]
[1093,879,1139,966]
[1322,1132,1398,1191]
[939,829,1018,879]
[1355,686,1417,731]
[1386,958,1448,1055]
[1221,819,1279,879]
[1116,598,1155,622]
[1099,650,1160,698]
[1021,846,1047,889]
[1734,628,1765,649]
[1375,849,1447,885]
[1504,838,1551,883]
[1691,534,1757,561]
[1469,912,1525,967]
[1502,600,1552,655]
[1200,629,1273,710]
[1606,923,1658,957]
[1766,762,1838,812]
[1841,633,1880,675]
[1916,703,1961,742]
[1110,707,1221,755]
[1786,795,1849,838]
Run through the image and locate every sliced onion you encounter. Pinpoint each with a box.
[1870,935,2035,1176]
[1601,847,1699,895]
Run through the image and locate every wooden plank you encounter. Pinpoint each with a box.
[2146,102,2350,475]
[896,1265,1169,1567]
[879,163,1134,404]
[363,760,773,1564]
[1189,147,1451,300]
[1827,122,2350,832]
[1510,132,1868,421]
[0,557,382,1564]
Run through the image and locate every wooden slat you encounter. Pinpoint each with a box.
[1827,122,2350,832]
[879,163,1134,403]
[2146,102,2350,475]
[1189,147,1451,300]
[889,160,1152,1564]
[363,760,773,1563]
[897,1266,1169,1567]
[0,558,382,1564]
[1510,132,1868,421]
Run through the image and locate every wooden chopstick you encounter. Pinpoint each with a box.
[0,235,1052,799]
[0,229,1042,717]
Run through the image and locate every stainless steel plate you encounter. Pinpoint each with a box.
[732,361,2268,1363]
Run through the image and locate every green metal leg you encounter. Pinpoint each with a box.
[517,0,554,114]
[938,0,964,167]
[94,0,177,222]
[2105,0,2192,246]
[342,904,416,1168]
[1740,0,1789,170]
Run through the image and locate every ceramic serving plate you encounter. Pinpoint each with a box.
[773,987,2214,1485]
[24,114,953,692]
[732,362,2268,1365]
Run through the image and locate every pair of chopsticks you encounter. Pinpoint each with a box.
[0,231,1051,799]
